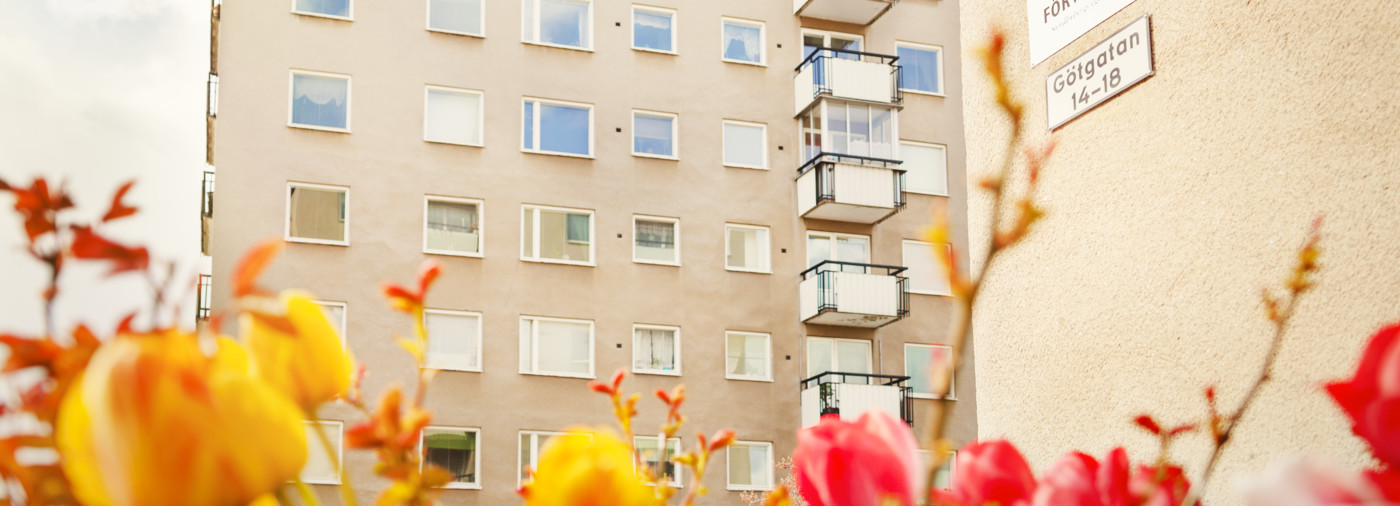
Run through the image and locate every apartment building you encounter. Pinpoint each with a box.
[205,0,973,503]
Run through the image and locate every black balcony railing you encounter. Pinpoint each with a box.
[800,371,913,425]
[201,171,216,217]
[799,260,910,318]
[196,274,212,323]
[796,48,903,106]
[796,153,907,214]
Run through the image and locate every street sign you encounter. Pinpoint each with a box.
[1027,0,1137,66]
[1045,15,1153,131]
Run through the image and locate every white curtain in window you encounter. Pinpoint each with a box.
[723,22,761,62]
[429,0,481,34]
[903,241,952,295]
[535,320,590,375]
[900,142,948,196]
[540,0,588,48]
[293,75,346,106]
[425,312,479,369]
[723,123,764,167]
[425,90,481,145]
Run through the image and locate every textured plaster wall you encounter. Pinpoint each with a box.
[959,0,1400,503]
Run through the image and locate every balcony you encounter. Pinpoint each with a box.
[196,274,212,324]
[201,171,214,256]
[800,372,911,427]
[799,260,908,327]
[793,0,896,26]
[794,48,901,115]
[797,153,905,224]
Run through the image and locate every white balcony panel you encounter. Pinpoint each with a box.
[801,383,904,428]
[795,66,816,114]
[799,273,821,321]
[833,272,898,316]
[801,386,821,428]
[829,58,893,104]
[835,163,895,208]
[793,0,894,25]
[796,169,818,217]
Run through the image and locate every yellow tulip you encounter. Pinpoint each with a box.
[56,330,307,506]
[241,290,354,413]
[522,428,664,506]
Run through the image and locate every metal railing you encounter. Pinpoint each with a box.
[196,274,212,323]
[201,171,215,217]
[796,153,907,213]
[800,371,913,425]
[799,260,910,318]
[796,47,903,106]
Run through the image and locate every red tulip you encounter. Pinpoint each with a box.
[794,411,923,506]
[1326,322,1400,468]
[1127,463,1194,506]
[932,440,1036,506]
[1032,448,1129,506]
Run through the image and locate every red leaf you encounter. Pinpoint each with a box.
[101,181,138,222]
[231,238,284,297]
[69,226,149,275]
[587,381,613,395]
[415,260,442,300]
[1168,424,1198,436]
[1133,415,1162,435]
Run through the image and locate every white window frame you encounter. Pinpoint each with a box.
[517,430,571,486]
[291,0,353,21]
[521,97,595,158]
[311,300,348,348]
[900,139,949,197]
[799,28,863,52]
[724,223,771,274]
[521,0,594,51]
[420,426,482,489]
[634,436,684,487]
[287,70,352,133]
[518,315,596,379]
[423,86,485,147]
[724,331,772,382]
[426,0,485,37]
[632,324,681,376]
[806,336,874,376]
[721,120,768,170]
[896,41,946,97]
[805,231,871,267]
[520,204,596,266]
[725,440,774,491]
[905,343,955,400]
[423,195,485,258]
[423,308,484,372]
[632,215,680,266]
[300,420,344,485]
[630,5,677,55]
[631,109,679,160]
[719,17,766,67]
[921,449,958,491]
[902,239,953,296]
[285,182,350,246]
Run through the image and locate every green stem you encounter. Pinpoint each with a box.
[291,479,320,506]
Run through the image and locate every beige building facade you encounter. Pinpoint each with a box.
[960,0,1400,503]
[208,0,974,503]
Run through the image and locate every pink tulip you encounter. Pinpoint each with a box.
[932,440,1036,506]
[794,411,923,506]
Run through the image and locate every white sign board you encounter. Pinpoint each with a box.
[1027,0,1137,66]
[1045,15,1153,130]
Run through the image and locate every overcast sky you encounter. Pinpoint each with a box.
[0,0,208,339]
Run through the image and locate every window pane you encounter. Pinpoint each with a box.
[295,0,349,17]
[726,334,766,377]
[902,142,949,196]
[316,303,345,341]
[636,437,680,484]
[726,227,766,271]
[535,320,591,375]
[425,200,480,254]
[522,101,535,149]
[836,340,871,374]
[429,0,481,34]
[532,209,590,263]
[633,114,674,156]
[522,207,535,258]
[806,338,832,378]
[539,103,590,155]
[540,0,588,48]
[903,241,951,295]
[722,22,761,63]
[849,106,870,157]
[634,328,677,372]
[425,312,479,370]
[829,105,848,154]
[288,186,346,242]
[898,45,941,94]
[870,108,894,159]
[301,423,340,483]
[424,428,477,486]
[906,346,933,396]
[425,90,481,145]
[633,9,672,52]
[729,443,768,487]
[806,235,830,268]
[635,219,676,263]
[723,123,764,167]
[291,74,348,129]
[519,320,533,372]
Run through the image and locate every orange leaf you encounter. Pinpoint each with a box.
[70,226,149,275]
[232,239,284,297]
[101,181,138,222]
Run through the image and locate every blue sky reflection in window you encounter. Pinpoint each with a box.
[723,21,761,63]
[634,9,672,52]
[295,0,349,18]
[292,74,348,130]
[541,0,588,48]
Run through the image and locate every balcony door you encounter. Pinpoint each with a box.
[806,337,873,383]
[808,231,870,273]
[802,29,863,90]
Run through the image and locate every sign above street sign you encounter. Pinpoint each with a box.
[1027,0,1137,66]
[1045,15,1154,131]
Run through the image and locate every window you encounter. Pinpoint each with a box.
[801,29,862,58]
[422,427,480,488]
[920,450,958,490]
[424,87,483,146]
[424,197,483,256]
[518,430,569,485]
[631,5,676,54]
[902,240,952,296]
[806,337,873,378]
[901,140,949,196]
[725,331,770,381]
[806,231,870,269]
[725,224,770,273]
[313,300,347,347]
[289,71,350,132]
[519,316,594,378]
[286,183,348,245]
[424,309,482,372]
[521,205,594,265]
[428,0,483,36]
[632,110,678,159]
[897,42,944,95]
[726,441,773,491]
[905,344,954,399]
[522,98,593,157]
[633,216,679,265]
[301,421,343,484]
[293,0,350,19]
[633,325,680,375]
[722,120,767,169]
[825,102,896,159]
[720,18,765,66]
[522,0,591,50]
[635,436,683,486]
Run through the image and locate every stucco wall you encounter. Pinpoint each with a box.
[960,0,1400,503]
